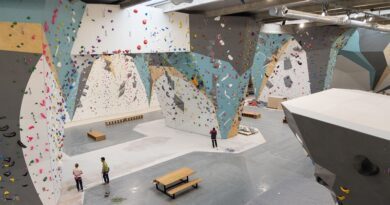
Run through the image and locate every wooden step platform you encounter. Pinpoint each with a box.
[167,178,202,199]
[105,114,143,126]
[242,111,261,119]
[87,130,106,141]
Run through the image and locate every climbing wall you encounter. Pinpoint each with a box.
[283,89,390,205]
[292,26,349,93]
[250,33,292,99]
[259,39,310,101]
[153,68,220,137]
[330,55,371,90]
[150,14,257,139]
[326,28,390,91]
[20,56,66,205]
[71,4,189,55]
[0,1,70,204]
[72,54,159,121]
[43,0,86,118]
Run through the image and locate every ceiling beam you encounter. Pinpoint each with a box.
[120,0,149,9]
[204,0,315,17]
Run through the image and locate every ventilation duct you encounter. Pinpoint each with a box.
[80,0,126,3]
[269,6,390,33]
[170,0,193,5]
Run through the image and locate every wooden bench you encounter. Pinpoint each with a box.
[242,111,261,119]
[105,114,143,126]
[167,178,202,199]
[87,130,106,141]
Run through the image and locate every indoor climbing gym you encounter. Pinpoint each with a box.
[0,0,389,205]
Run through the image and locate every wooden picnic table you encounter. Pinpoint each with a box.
[153,167,194,194]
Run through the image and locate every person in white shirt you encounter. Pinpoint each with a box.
[73,163,83,192]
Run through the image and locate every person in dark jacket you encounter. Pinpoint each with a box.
[210,128,218,148]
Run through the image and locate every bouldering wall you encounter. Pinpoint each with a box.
[283,89,390,205]
[149,14,258,139]
[258,39,310,102]
[152,67,220,138]
[72,54,159,121]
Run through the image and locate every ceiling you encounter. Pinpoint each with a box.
[89,0,390,24]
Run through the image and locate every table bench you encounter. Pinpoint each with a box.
[153,167,201,199]
[242,111,261,119]
[87,130,106,141]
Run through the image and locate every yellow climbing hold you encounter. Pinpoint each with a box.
[337,195,346,201]
[4,190,10,196]
[340,186,350,194]
[0,175,2,181]
[10,177,15,183]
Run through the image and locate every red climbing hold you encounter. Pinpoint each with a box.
[143,39,148,45]
[133,9,138,13]
[137,45,141,50]
[142,19,147,25]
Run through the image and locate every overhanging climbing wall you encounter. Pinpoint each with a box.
[283,89,390,205]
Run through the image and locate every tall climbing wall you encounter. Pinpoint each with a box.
[71,4,189,55]
[42,0,86,118]
[0,1,70,204]
[20,56,66,205]
[259,39,310,101]
[72,54,159,121]
[150,14,258,139]
[250,33,292,99]
[292,26,349,93]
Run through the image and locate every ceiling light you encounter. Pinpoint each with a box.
[299,23,305,28]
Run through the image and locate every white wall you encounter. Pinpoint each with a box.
[72,54,159,121]
[71,4,190,55]
[260,40,311,102]
[20,56,65,205]
[154,74,221,138]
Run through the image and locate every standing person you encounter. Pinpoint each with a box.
[210,128,218,148]
[101,157,110,184]
[73,163,83,192]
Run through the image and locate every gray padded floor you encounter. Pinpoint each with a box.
[83,107,334,205]
[64,111,164,156]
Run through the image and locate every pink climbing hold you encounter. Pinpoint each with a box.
[142,19,147,25]
[143,39,148,45]
[52,8,58,25]
[40,99,46,107]
[40,113,47,119]
[137,45,141,50]
[28,125,35,130]
[44,21,49,32]
[133,9,138,13]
